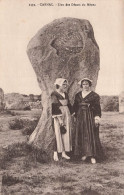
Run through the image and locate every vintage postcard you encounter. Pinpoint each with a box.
[0,0,124,194]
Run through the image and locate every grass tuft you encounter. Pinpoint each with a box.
[9,118,24,130]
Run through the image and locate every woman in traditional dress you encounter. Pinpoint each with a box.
[73,78,103,164]
[51,78,73,161]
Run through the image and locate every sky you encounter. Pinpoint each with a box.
[0,0,124,96]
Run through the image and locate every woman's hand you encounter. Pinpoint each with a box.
[95,116,101,127]
[95,120,99,127]
[57,116,64,126]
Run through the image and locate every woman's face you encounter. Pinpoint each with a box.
[81,80,90,91]
[59,83,68,93]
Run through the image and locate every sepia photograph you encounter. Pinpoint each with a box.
[0,0,124,194]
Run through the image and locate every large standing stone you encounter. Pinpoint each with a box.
[27,17,100,157]
[0,88,5,111]
[119,91,124,113]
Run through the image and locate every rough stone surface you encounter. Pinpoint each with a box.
[27,17,100,156]
[119,91,124,113]
[0,88,5,111]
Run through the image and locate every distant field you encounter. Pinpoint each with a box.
[0,111,124,195]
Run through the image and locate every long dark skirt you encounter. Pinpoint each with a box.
[74,105,103,158]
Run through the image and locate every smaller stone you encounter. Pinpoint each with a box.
[119,91,124,113]
[0,88,5,111]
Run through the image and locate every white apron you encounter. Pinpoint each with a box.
[53,99,72,153]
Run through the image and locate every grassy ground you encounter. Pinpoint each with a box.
[0,111,124,195]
